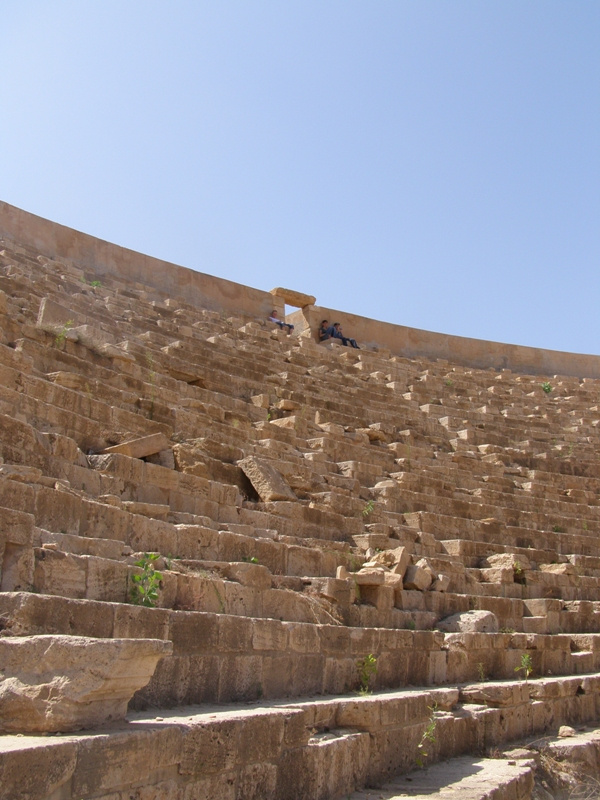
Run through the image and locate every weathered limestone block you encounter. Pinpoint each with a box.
[360,584,395,612]
[354,569,385,586]
[222,561,272,591]
[460,681,530,707]
[0,464,53,486]
[251,393,270,408]
[0,507,34,591]
[269,287,316,308]
[365,546,411,577]
[238,456,296,502]
[431,574,450,592]
[69,324,117,353]
[0,415,51,469]
[391,546,412,577]
[383,572,404,589]
[487,553,531,571]
[438,610,499,634]
[102,433,170,459]
[480,566,514,584]
[416,557,437,580]
[0,635,172,732]
[36,296,82,333]
[403,564,433,591]
[540,563,577,576]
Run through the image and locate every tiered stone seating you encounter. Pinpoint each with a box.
[2,215,600,798]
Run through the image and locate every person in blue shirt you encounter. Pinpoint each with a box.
[318,319,336,342]
[332,322,360,349]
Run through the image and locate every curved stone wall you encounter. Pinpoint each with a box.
[2,199,599,379]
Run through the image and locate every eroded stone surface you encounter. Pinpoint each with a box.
[0,635,171,732]
[437,610,499,633]
[238,455,297,502]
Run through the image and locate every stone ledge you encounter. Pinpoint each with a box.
[0,634,172,733]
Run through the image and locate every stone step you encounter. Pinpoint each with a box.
[346,755,534,800]
[0,592,447,706]
[0,673,598,799]
[30,546,343,625]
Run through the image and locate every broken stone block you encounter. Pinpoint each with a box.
[487,553,531,572]
[251,394,270,408]
[238,456,296,502]
[558,725,576,738]
[391,546,411,578]
[460,682,529,707]
[539,563,577,575]
[383,572,403,589]
[277,399,300,411]
[403,563,433,591]
[431,574,450,592]
[0,635,172,733]
[102,433,171,459]
[367,549,396,569]
[415,557,437,580]
[36,297,81,334]
[172,442,209,478]
[437,610,499,634]
[70,324,113,349]
[480,567,514,584]
[223,562,272,591]
[268,416,297,430]
[354,569,385,586]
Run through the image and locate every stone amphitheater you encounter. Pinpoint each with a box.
[2,200,600,800]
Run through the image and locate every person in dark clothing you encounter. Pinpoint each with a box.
[333,322,360,349]
[318,319,336,342]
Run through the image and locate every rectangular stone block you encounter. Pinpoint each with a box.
[73,728,183,795]
[252,618,289,651]
[0,507,34,591]
[217,655,263,702]
[113,603,170,641]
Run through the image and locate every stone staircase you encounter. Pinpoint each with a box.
[2,224,600,798]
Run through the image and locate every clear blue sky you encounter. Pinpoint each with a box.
[2,1,599,355]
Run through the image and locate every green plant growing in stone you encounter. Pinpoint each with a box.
[130,553,161,607]
[405,619,416,631]
[477,662,486,682]
[513,561,525,584]
[362,500,375,519]
[356,653,377,695]
[242,556,259,564]
[415,704,438,767]
[54,319,74,348]
[515,652,533,681]
[541,381,553,394]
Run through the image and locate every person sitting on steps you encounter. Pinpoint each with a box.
[269,310,294,335]
[332,322,360,349]
[318,319,336,342]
